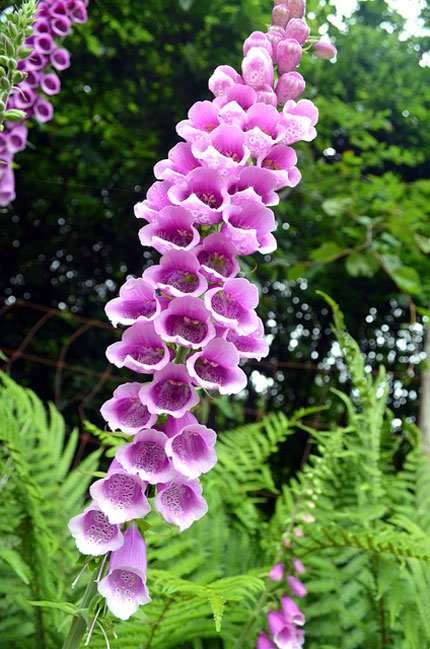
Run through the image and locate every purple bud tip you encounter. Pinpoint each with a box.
[312,41,337,60]
[272,4,289,29]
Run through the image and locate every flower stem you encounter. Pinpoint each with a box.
[62,571,99,649]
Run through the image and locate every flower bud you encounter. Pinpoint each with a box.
[312,41,337,59]
[256,84,277,106]
[272,4,289,29]
[284,18,310,45]
[242,47,274,90]
[269,562,284,582]
[243,31,273,58]
[287,0,306,19]
[275,71,305,105]
[276,38,302,74]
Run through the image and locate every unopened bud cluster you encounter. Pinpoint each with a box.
[0,0,88,207]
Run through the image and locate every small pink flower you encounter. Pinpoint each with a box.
[186,338,247,395]
[139,362,199,419]
[154,477,208,532]
[154,295,215,349]
[205,278,259,335]
[292,558,306,574]
[100,382,157,435]
[115,429,175,484]
[105,278,160,327]
[269,562,284,582]
[287,574,307,598]
[106,321,171,374]
[143,249,208,298]
[312,41,337,60]
[68,503,124,556]
[138,205,200,254]
[165,424,217,479]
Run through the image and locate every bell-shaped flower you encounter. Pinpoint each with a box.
[50,0,68,17]
[214,82,257,112]
[256,85,278,107]
[165,411,199,437]
[50,48,71,70]
[0,166,15,207]
[34,33,55,54]
[154,477,208,532]
[187,338,247,395]
[100,382,157,434]
[272,4,290,28]
[229,166,279,206]
[288,0,306,19]
[6,125,28,154]
[276,72,305,106]
[27,51,48,71]
[257,144,301,189]
[226,317,270,360]
[105,278,160,327]
[205,278,259,335]
[106,321,170,374]
[292,557,306,574]
[138,205,200,254]
[284,18,310,45]
[268,610,305,649]
[143,249,208,298]
[168,167,230,225]
[269,562,284,582]
[51,15,72,36]
[68,0,88,23]
[90,460,151,524]
[115,428,175,484]
[221,200,277,256]
[287,574,307,597]
[134,179,174,222]
[194,232,240,282]
[34,98,54,123]
[244,103,286,158]
[68,503,124,556]
[280,99,318,144]
[257,632,276,649]
[98,524,151,620]
[12,83,37,110]
[266,29,284,56]
[176,101,221,143]
[217,100,248,129]
[281,595,305,626]
[139,363,199,418]
[276,39,302,75]
[154,142,201,182]
[165,423,217,479]
[192,124,250,177]
[208,65,242,98]
[242,46,274,90]
[25,69,41,88]
[40,73,61,95]
[243,31,273,58]
[154,295,215,349]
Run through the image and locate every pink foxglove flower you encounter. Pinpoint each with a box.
[186,338,247,395]
[272,4,290,28]
[281,595,305,626]
[106,321,170,374]
[269,562,285,582]
[105,278,160,327]
[154,477,208,532]
[98,524,151,620]
[287,574,307,598]
[276,72,306,105]
[154,296,215,349]
[244,103,286,157]
[192,124,251,177]
[168,167,230,225]
[176,100,221,142]
[134,179,174,222]
[165,423,217,479]
[284,18,310,44]
[267,611,305,649]
[115,428,175,484]
[154,142,200,182]
[194,232,240,282]
[257,144,301,190]
[205,278,259,334]
[139,362,199,418]
[138,205,200,254]
[312,40,337,60]
[242,46,275,90]
[292,558,306,574]
[68,504,124,556]
[222,200,277,256]
[100,382,157,434]
[143,249,208,298]
[243,31,273,58]
[256,632,276,649]
[226,318,270,361]
[90,460,151,524]
[276,39,303,75]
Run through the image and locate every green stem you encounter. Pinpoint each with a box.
[62,572,98,649]
[174,345,188,364]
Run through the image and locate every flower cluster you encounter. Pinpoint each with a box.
[68,0,333,623]
[0,0,88,207]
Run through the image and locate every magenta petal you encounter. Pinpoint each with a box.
[139,205,201,254]
[154,142,201,181]
[205,278,259,334]
[134,180,174,222]
[256,632,276,649]
[269,562,284,582]
[186,338,247,395]
[106,321,170,374]
[105,278,159,327]
[194,232,239,281]
[115,428,175,484]
[165,411,199,438]
[143,249,208,298]
[154,477,208,532]
[168,167,230,226]
[287,574,307,597]
[165,424,217,479]
[100,382,157,434]
[154,295,215,349]
[139,362,200,418]
[281,595,305,626]
[68,503,124,556]
[90,470,151,524]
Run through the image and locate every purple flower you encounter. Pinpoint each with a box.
[272,4,290,28]
[187,338,247,394]
[6,125,28,154]
[0,166,15,207]
[208,64,242,98]
[27,51,48,70]
[221,200,277,256]
[68,0,88,23]
[139,363,199,418]
[138,205,200,254]
[205,278,259,334]
[50,48,71,70]
[281,595,305,626]
[194,232,240,282]
[256,632,276,649]
[257,144,301,190]
[165,411,199,438]
[154,142,200,182]
[105,278,160,327]
[68,503,124,556]
[292,558,306,575]
[276,72,306,106]
[106,321,170,374]
[134,179,173,222]
[115,428,175,484]
[269,562,284,582]
[226,317,270,361]
[287,574,307,598]
[51,15,72,36]
[288,0,306,19]
[312,40,337,60]
[280,99,318,144]
[229,166,279,207]
[215,82,257,111]
[165,423,217,479]
[267,611,305,649]
[40,72,61,95]
[154,477,208,532]
[12,84,37,110]
[98,524,151,620]
[242,46,274,90]
[90,462,151,524]
[243,31,273,58]
[154,296,215,349]
[284,18,310,45]
[176,100,221,142]
[143,249,208,298]
[34,33,55,55]
[256,85,278,107]
[34,98,54,123]
[276,38,302,75]
[168,167,230,225]
[192,124,250,177]
[244,103,286,157]
[100,382,157,435]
